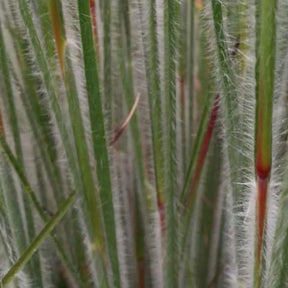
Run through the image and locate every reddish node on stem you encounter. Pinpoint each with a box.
[256,152,271,180]
[255,106,271,264]
[255,150,270,264]
[138,257,145,288]
[187,92,221,210]
[89,0,100,59]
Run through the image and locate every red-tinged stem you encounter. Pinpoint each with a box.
[256,176,269,264]
[138,257,145,288]
[0,110,5,137]
[89,0,100,60]
[253,0,276,283]
[187,93,221,209]
[255,100,272,269]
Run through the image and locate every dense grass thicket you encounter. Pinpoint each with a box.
[0,0,287,287]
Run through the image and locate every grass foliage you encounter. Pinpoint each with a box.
[0,0,287,287]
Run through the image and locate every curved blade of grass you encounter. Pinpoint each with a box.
[76,1,121,286]
[0,191,77,287]
[110,93,141,146]
[254,0,277,285]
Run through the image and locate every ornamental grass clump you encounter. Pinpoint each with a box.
[0,0,287,287]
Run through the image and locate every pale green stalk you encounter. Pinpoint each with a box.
[0,192,77,287]
[187,0,195,150]
[103,0,112,131]
[164,0,178,286]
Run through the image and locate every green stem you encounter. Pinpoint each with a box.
[0,134,84,287]
[187,0,195,150]
[254,0,277,285]
[0,24,43,287]
[137,0,165,231]
[77,1,121,286]
[0,192,77,287]
[103,0,112,132]
[164,0,178,286]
